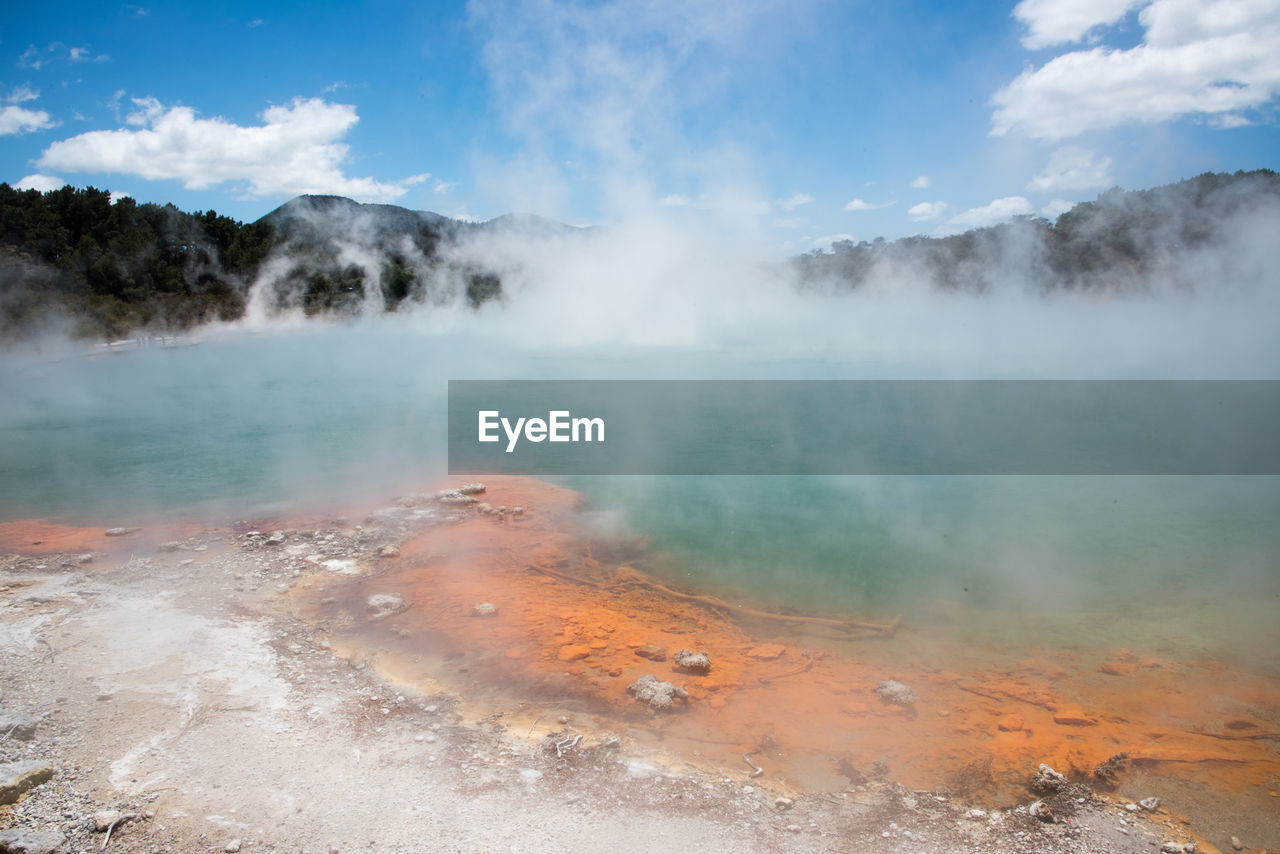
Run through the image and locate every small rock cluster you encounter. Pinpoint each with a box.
[628,675,689,710]
[875,679,916,706]
[1029,762,1067,794]
[673,649,711,672]
[366,592,410,621]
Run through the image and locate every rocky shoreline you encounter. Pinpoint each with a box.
[0,481,1271,853]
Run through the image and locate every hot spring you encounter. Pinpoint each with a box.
[2,293,1278,830]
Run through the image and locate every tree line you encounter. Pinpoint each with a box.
[792,170,1280,294]
[2,169,1277,340]
[0,184,273,339]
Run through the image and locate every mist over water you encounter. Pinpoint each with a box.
[3,244,1279,668]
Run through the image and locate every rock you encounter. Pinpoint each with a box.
[264,531,286,546]
[1093,751,1128,781]
[74,553,94,565]
[634,644,667,661]
[1029,800,1056,823]
[673,649,711,672]
[875,680,917,706]
[156,541,182,552]
[510,506,524,516]
[365,593,409,621]
[1231,836,1244,851]
[628,675,689,710]
[437,492,477,506]
[0,760,53,805]
[1139,796,1160,811]
[225,839,242,853]
[0,712,38,741]
[1030,763,1067,794]
[1098,661,1135,676]
[104,527,139,537]
[1160,843,1185,854]
[470,602,498,617]
[378,545,400,559]
[775,797,794,809]
[92,810,124,832]
[0,828,65,854]
[997,714,1023,732]
[456,482,487,495]
[1053,710,1098,726]
[558,645,591,661]
[746,644,786,661]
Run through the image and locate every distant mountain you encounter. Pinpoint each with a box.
[254,195,584,318]
[259,195,579,243]
[260,194,457,238]
[1,171,1276,341]
[794,169,1280,295]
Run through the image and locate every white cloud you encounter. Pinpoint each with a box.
[20,43,110,68]
[1041,198,1077,217]
[433,180,458,194]
[4,85,39,104]
[1013,0,1147,49]
[109,190,132,204]
[811,233,856,250]
[907,200,948,221]
[659,190,769,215]
[18,46,44,70]
[994,0,1280,139]
[15,174,65,192]
[844,197,895,211]
[469,0,802,219]
[37,97,425,202]
[909,175,931,189]
[1209,112,1254,128]
[943,196,1034,231]
[0,104,55,135]
[1028,146,1114,191]
[777,193,814,211]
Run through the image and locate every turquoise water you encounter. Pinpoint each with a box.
[2,320,1278,631]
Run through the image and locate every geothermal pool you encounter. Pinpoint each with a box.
[2,314,1278,842]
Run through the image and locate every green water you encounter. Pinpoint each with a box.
[2,321,1278,633]
[570,474,1280,614]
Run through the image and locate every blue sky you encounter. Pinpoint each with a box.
[2,0,1277,252]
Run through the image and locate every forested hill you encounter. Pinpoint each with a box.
[794,170,1280,293]
[0,185,274,339]
[1,170,1277,341]
[0,186,534,340]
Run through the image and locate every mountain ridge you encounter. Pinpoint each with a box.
[1,169,1277,341]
